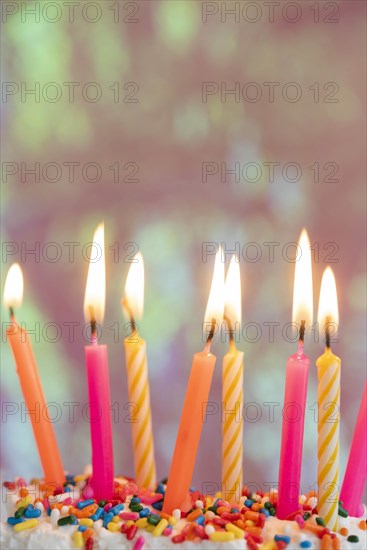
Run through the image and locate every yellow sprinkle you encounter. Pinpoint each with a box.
[125,520,134,528]
[74,475,87,483]
[245,520,255,527]
[169,516,177,526]
[206,496,214,507]
[153,518,168,537]
[226,523,245,539]
[259,543,277,550]
[210,531,235,542]
[135,518,148,529]
[215,492,222,499]
[107,522,120,532]
[79,518,94,527]
[146,524,155,532]
[16,497,32,509]
[73,531,83,548]
[14,519,38,532]
[112,516,120,523]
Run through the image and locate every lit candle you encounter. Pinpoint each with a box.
[122,252,156,489]
[4,263,65,487]
[340,381,366,517]
[163,248,225,514]
[316,267,341,530]
[83,223,114,500]
[277,229,313,519]
[222,255,244,504]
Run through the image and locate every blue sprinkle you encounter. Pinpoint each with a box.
[189,486,196,492]
[152,501,163,511]
[139,508,150,518]
[103,512,114,528]
[47,508,52,516]
[300,542,312,549]
[244,499,254,507]
[194,515,205,525]
[89,507,103,521]
[213,499,220,506]
[70,515,78,525]
[26,504,34,510]
[274,535,291,544]
[110,504,124,515]
[231,508,239,513]
[130,497,141,504]
[156,484,165,495]
[24,509,41,519]
[78,525,87,532]
[260,508,270,517]
[7,517,25,525]
[77,499,94,510]
[64,487,71,493]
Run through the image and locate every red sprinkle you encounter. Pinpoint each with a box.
[85,538,94,550]
[193,525,205,539]
[172,534,185,544]
[127,525,138,541]
[222,512,241,521]
[3,482,16,490]
[257,514,265,528]
[212,517,228,527]
[246,535,259,550]
[276,541,287,550]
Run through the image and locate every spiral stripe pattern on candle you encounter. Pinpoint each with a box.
[317,360,340,531]
[222,352,244,503]
[126,345,156,489]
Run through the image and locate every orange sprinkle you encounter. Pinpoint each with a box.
[217,506,230,515]
[19,488,29,498]
[156,511,171,520]
[80,504,98,517]
[332,536,341,550]
[359,520,367,530]
[82,529,94,540]
[309,490,317,497]
[304,523,326,536]
[244,527,262,537]
[251,503,261,512]
[186,509,203,522]
[244,511,260,522]
[321,534,332,550]
[339,527,348,536]
[235,520,247,530]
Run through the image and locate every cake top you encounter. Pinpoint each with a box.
[1,470,366,550]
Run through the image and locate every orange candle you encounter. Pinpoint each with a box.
[163,248,225,514]
[4,264,65,487]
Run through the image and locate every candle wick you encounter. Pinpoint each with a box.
[298,319,306,343]
[224,314,234,345]
[9,307,15,322]
[89,306,97,343]
[123,297,137,333]
[325,315,331,350]
[204,317,216,354]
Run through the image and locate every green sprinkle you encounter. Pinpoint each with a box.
[264,502,272,510]
[338,507,348,518]
[98,500,107,507]
[207,506,218,514]
[269,508,276,516]
[14,507,26,519]
[147,515,161,526]
[130,504,143,513]
[57,516,73,526]
[316,517,326,526]
[347,535,359,543]
[303,512,311,520]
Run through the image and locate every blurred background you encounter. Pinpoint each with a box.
[1,1,366,500]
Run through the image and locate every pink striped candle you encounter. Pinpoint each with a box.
[340,382,367,517]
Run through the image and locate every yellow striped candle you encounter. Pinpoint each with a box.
[316,267,341,531]
[122,253,156,489]
[222,255,244,503]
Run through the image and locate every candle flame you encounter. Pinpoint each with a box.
[83,223,105,325]
[3,263,23,309]
[318,267,339,333]
[292,229,313,327]
[224,255,241,325]
[203,247,225,337]
[122,252,144,321]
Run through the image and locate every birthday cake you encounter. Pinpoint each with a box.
[1,468,366,550]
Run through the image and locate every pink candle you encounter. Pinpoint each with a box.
[277,229,313,519]
[340,382,367,517]
[277,342,310,518]
[83,223,114,500]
